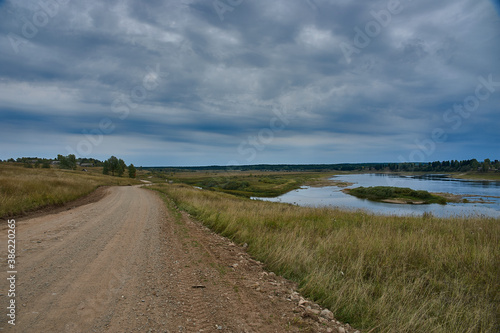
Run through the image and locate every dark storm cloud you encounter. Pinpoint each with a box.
[0,0,499,165]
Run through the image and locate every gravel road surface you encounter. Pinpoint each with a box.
[0,186,356,333]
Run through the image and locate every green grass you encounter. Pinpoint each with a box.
[165,171,336,197]
[449,172,500,181]
[346,186,448,204]
[0,163,141,218]
[151,183,500,333]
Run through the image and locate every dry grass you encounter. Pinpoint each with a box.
[450,172,500,181]
[0,163,140,217]
[152,183,500,333]
[165,171,338,197]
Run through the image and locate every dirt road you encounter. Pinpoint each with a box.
[1,186,354,332]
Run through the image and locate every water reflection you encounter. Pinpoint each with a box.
[253,174,500,218]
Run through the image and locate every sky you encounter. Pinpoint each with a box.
[0,0,499,167]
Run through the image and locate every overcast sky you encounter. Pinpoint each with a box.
[1,0,499,166]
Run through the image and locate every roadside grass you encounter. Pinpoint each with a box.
[0,163,141,218]
[152,183,500,333]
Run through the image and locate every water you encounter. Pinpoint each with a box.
[253,174,500,218]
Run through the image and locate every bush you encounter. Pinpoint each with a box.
[222,180,250,191]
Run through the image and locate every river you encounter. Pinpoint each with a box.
[254,174,500,218]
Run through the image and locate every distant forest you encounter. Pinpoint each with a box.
[146,158,499,173]
[3,156,104,169]
[3,156,498,174]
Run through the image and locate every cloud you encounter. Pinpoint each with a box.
[0,0,499,165]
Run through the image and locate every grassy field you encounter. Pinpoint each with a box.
[151,183,500,333]
[151,170,339,197]
[0,163,141,218]
[449,172,500,181]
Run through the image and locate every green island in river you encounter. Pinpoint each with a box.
[343,186,449,205]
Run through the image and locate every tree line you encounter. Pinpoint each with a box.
[2,155,136,178]
[144,158,498,173]
[102,156,136,178]
[5,156,497,175]
[385,159,499,173]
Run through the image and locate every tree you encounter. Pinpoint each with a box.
[479,158,491,173]
[470,159,480,172]
[108,156,119,176]
[58,154,77,170]
[128,164,136,178]
[117,159,126,177]
[103,156,127,177]
[103,160,110,175]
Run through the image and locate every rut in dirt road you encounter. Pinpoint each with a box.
[1,185,356,333]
